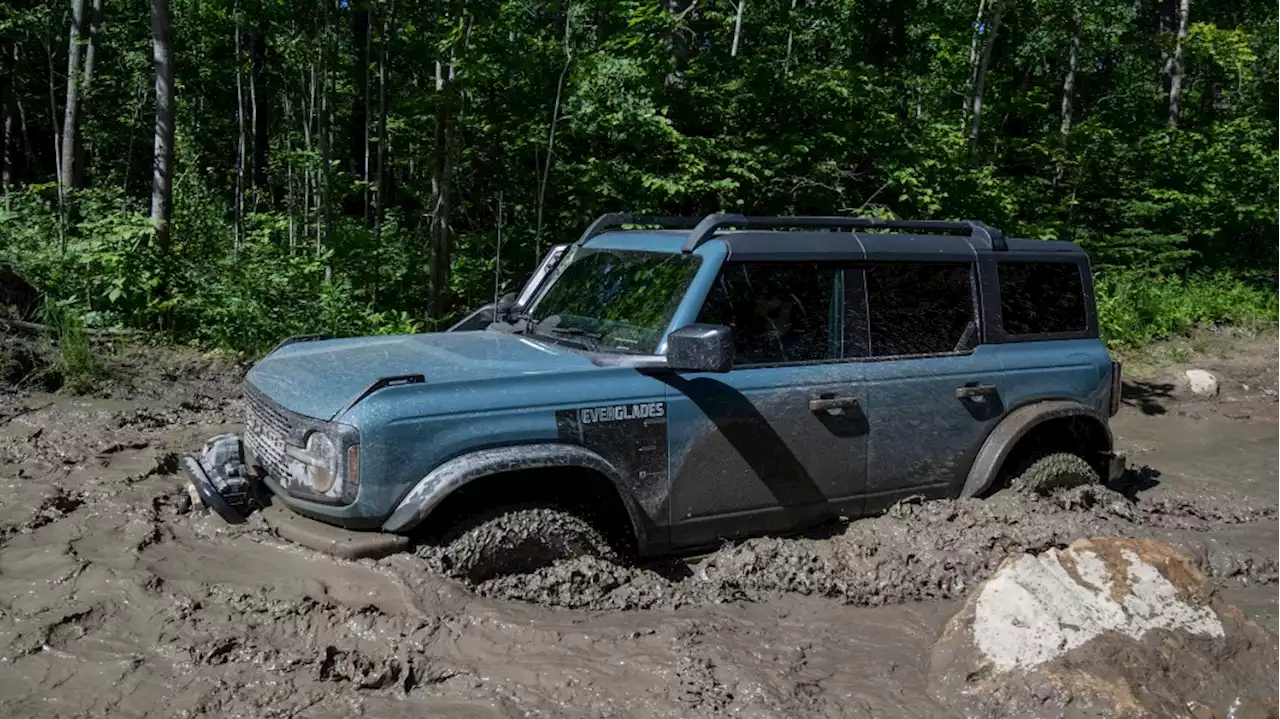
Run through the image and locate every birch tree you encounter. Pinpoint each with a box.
[60,0,89,190]
[150,0,175,251]
[1167,0,1190,126]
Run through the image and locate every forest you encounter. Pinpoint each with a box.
[0,0,1276,358]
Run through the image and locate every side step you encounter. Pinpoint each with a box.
[260,503,412,561]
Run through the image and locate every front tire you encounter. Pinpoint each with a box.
[1008,452,1101,496]
[433,504,618,584]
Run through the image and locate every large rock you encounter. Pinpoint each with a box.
[929,538,1278,719]
[1183,369,1221,397]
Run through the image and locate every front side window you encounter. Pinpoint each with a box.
[697,262,840,366]
[865,263,977,357]
[526,248,702,354]
[998,261,1086,335]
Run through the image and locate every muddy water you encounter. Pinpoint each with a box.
[0,353,1276,718]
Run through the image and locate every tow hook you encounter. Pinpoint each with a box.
[180,434,260,524]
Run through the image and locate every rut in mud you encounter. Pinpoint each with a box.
[0,336,1276,718]
[462,479,1277,611]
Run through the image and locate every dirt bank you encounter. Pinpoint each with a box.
[0,332,1274,718]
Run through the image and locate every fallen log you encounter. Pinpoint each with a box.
[1,317,142,338]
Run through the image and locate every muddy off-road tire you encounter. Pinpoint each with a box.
[435,505,618,584]
[1008,452,1101,496]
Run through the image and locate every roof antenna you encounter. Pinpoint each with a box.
[493,191,503,310]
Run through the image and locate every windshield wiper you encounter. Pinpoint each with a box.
[540,325,604,350]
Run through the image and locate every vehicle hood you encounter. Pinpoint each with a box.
[246,331,596,420]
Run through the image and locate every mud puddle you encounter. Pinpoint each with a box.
[0,339,1276,718]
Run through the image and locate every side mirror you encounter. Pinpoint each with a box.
[666,324,734,373]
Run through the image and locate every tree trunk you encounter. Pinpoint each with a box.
[74,0,105,187]
[46,42,66,247]
[1060,5,1081,137]
[428,61,456,322]
[783,0,798,74]
[1167,0,1190,127]
[284,74,295,249]
[731,0,745,57]
[963,0,986,125]
[373,0,390,304]
[664,0,689,91]
[150,0,176,252]
[251,26,269,196]
[354,6,370,222]
[967,0,1003,158]
[60,0,89,190]
[234,1,245,251]
[2,42,15,190]
[319,26,332,281]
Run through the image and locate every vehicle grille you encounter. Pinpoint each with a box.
[243,389,293,481]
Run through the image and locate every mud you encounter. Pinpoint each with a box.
[0,336,1275,718]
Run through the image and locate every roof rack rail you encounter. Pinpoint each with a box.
[573,213,704,247]
[678,214,1008,253]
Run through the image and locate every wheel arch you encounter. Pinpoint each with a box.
[380,443,649,553]
[961,400,1114,499]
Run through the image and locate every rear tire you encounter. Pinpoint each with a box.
[1007,452,1100,496]
[433,504,618,584]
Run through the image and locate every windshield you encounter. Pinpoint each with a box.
[525,247,703,354]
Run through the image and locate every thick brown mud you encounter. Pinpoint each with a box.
[0,337,1275,717]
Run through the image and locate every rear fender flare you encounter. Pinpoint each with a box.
[960,400,1113,499]
[380,443,648,548]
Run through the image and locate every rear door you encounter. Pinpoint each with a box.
[664,261,869,549]
[855,261,1006,512]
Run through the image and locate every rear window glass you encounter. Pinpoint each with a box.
[865,263,977,356]
[998,261,1086,335]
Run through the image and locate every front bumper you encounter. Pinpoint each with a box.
[181,433,410,560]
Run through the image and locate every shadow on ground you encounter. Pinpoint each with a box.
[1122,380,1176,416]
[1105,465,1162,501]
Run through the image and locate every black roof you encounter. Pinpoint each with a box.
[575,213,1087,263]
[718,230,1085,262]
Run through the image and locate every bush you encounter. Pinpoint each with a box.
[1095,270,1278,349]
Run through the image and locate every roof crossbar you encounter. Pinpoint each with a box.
[573,213,704,247]
[678,213,1008,253]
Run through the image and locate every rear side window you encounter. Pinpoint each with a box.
[697,262,840,365]
[865,263,977,357]
[998,261,1086,335]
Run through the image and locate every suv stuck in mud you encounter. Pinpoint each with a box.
[182,213,1126,581]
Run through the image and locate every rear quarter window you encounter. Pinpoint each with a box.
[998,261,1087,335]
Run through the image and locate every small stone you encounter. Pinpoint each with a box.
[1184,369,1220,397]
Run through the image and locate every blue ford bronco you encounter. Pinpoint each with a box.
[183,214,1126,580]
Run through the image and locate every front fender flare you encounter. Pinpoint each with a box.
[380,444,648,547]
[960,400,1113,499]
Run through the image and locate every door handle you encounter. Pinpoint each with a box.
[955,383,997,399]
[809,395,859,412]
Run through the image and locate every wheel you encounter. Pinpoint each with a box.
[432,504,618,584]
[1008,452,1101,496]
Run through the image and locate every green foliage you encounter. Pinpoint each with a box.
[36,297,103,394]
[1,0,1276,358]
[1095,271,1279,350]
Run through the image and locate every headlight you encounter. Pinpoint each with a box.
[304,432,338,492]
[286,431,338,493]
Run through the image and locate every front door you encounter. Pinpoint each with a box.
[856,261,1005,513]
[664,261,869,550]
